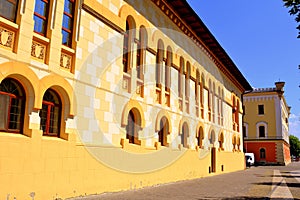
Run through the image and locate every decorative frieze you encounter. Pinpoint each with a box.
[31,40,46,61]
[60,52,72,70]
[0,26,14,50]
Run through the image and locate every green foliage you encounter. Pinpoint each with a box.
[289,135,300,157]
[283,0,300,38]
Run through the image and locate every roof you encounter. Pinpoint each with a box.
[164,0,252,91]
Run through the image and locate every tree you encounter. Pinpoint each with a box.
[289,135,300,157]
[283,0,300,38]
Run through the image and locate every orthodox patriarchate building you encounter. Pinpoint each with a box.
[0,0,251,199]
[243,82,291,165]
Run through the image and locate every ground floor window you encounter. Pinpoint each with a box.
[0,78,25,133]
[39,89,61,137]
[260,148,266,159]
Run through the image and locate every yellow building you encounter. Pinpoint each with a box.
[243,82,291,165]
[0,0,251,199]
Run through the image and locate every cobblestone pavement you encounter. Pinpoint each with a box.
[70,162,300,200]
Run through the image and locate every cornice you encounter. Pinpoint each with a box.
[150,0,250,92]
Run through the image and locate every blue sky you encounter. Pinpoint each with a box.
[186,0,300,139]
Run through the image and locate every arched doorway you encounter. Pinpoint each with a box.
[126,108,141,145]
[181,122,189,148]
[197,126,204,148]
[158,116,169,146]
[209,130,216,173]
[219,132,224,150]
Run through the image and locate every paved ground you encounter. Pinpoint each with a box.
[70,162,300,200]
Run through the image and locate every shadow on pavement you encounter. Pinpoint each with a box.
[199,197,299,200]
[255,182,300,188]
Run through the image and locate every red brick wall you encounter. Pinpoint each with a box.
[245,142,276,163]
[283,142,291,163]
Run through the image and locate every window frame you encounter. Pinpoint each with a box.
[260,148,266,159]
[62,0,76,47]
[40,89,62,137]
[258,104,264,115]
[33,0,50,36]
[0,0,19,22]
[0,78,25,133]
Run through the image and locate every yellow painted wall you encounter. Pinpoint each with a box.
[0,130,245,200]
[0,0,247,199]
[243,92,277,138]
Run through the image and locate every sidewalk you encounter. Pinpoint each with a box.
[69,162,300,200]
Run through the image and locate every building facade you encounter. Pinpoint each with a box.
[243,82,291,165]
[0,0,251,199]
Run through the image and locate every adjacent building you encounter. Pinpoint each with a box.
[243,82,291,165]
[0,0,252,199]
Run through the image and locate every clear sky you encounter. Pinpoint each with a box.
[186,0,300,139]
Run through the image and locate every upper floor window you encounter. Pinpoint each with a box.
[136,26,147,80]
[62,0,75,47]
[178,57,184,98]
[0,0,18,22]
[34,0,50,36]
[165,47,172,91]
[259,125,265,137]
[185,62,191,99]
[123,16,135,73]
[156,39,164,87]
[258,104,264,115]
[40,89,61,137]
[0,78,25,133]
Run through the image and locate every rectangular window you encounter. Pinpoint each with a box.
[258,105,264,115]
[62,0,75,47]
[34,0,49,36]
[0,0,18,22]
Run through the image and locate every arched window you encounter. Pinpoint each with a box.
[260,148,266,159]
[126,109,141,145]
[40,89,62,137]
[259,126,265,137]
[200,73,205,119]
[218,132,224,150]
[136,26,147,97]
[165,46,172,91]
[185,62,190,100]
[158,117,169,146]
[178,57,184,111]
[217,87,221,124]
[156,39,164,88]
[232,95,236,130]
[256,122,268,138]
[236,99,240,131]
[212,82,215,122]
[209,130,216,145]
[208,79,212,121]
[0,78,25,133]
[195,70,200,117]
[197,126,204,148]
[165,46,172,107]
[136,26,147,80]
[221,89,224,125]
[178,57,184,98]
[0,0,19,22]
[243,123,248,138]
[181,122,189,148]
[123,16,136,73]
